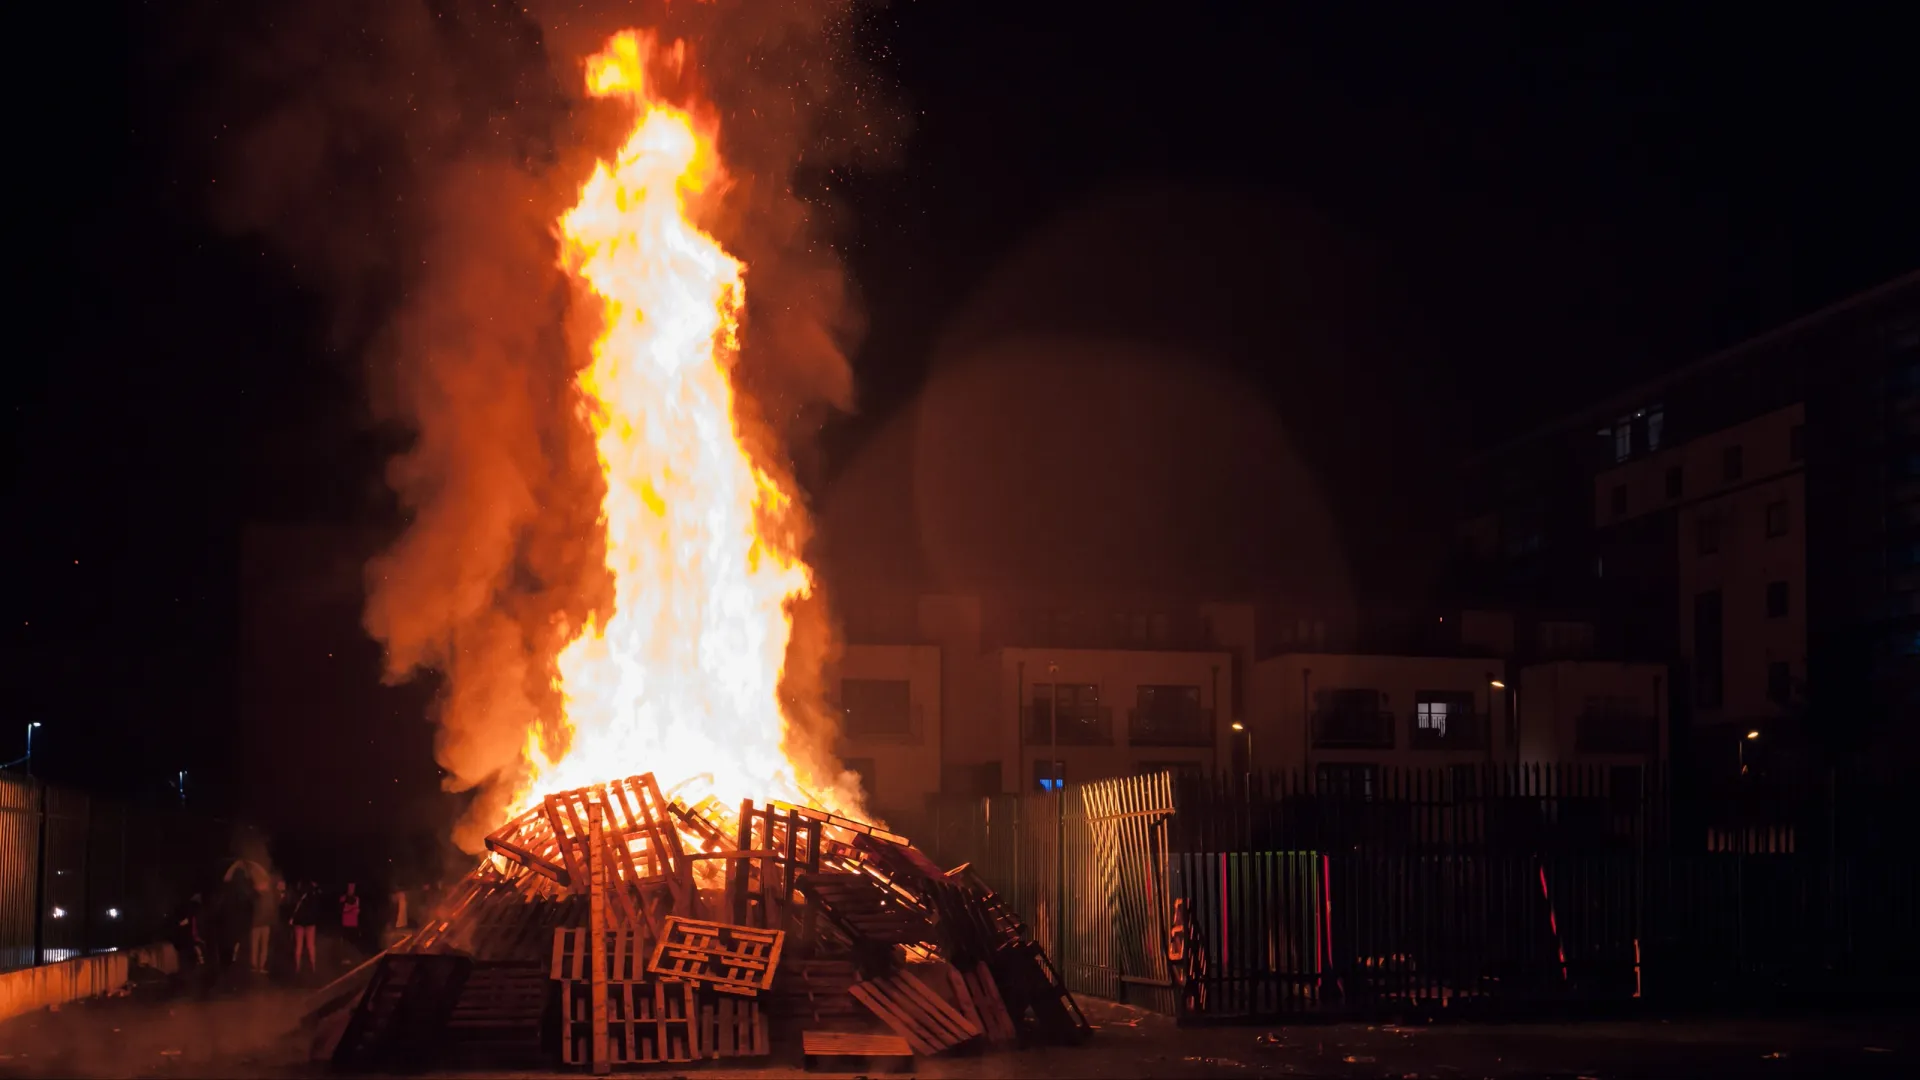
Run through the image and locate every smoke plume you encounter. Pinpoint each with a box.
[201,0,901,846]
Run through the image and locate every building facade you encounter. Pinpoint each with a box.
[1455,270,1920,769]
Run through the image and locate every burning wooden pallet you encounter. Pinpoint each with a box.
[316,768,1090,1072]
[647,916,784,995]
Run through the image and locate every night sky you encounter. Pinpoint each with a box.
[5,2,1915,845]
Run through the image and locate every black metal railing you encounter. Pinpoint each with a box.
[1576,711,1659,754]
[1024,706,1115,746]
[1407,711,1489,751]
[1311,710,1395,749]
[925,763,1920,1025]
[1127,706,1215,747]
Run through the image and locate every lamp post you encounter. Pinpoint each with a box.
[1739,729,1759,776]
[1231,721,1252,779]
[1487,677,1505,771]
[25,722,42,777]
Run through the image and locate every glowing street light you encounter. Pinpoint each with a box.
[1740,729,1761,774]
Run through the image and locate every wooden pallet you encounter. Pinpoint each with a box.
[802,1030,913,1071]
[992,941,1091,1044]
[954,960,1017,1044]
[694,993,770,1058]
[544,775,690,921]
[440,962,548,1068]
[485,805,571,887]
[551,927,649,982]
[560,978,699,1066]
[796,871,936,947]
[768,957,862,1022]
[848,969,983,1056]
[646,916,784,996]
[331,953,472,1069]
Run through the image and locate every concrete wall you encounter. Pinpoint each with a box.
[1248,653,1510,771]
[992,647,1232,792]
[1517,661,1669,764]
[832,644,943,821]
[0,943,175,1024]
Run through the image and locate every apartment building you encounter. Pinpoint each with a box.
[830,588,1254,801]
[1596,406,1807,744]
[1456,270,1920,768]
[1247,653,1509,787]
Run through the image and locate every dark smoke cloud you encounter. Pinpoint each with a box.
[198,0,901,845]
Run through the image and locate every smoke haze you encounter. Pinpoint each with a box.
[198,0,900,845]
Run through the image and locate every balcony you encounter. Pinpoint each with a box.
[1311,710,1395,750]
[1576,711,1659,754]
[1408,712,1490,751]
[1127,706,1215,747]
[1024,706,1115,746]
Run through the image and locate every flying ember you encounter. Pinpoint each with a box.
[513,29,857,823]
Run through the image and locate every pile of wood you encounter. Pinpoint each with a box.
[309,772,1087,1073]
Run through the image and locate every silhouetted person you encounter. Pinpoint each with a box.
[289,881,319,976]
[166,892,204,988]
[248,879,278,973]
[339,882,362,963]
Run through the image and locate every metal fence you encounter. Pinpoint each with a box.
[0,772,227,973]
[925,764,1920,1023]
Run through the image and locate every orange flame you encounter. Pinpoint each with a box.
[514,29,856,822]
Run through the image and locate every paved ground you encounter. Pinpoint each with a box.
[3,983,1916,1078]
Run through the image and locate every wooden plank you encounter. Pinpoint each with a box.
[802,1030,912,1059]
[895,969,982,1042]
[588,803,610,1075]
[848,980,939,1055]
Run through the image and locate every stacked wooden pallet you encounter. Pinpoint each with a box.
[313,770,1090,1072]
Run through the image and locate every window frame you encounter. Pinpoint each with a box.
[840,677,915,739]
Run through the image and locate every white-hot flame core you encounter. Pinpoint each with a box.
[512,30,847,822]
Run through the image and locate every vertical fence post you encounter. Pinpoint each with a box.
[31,780,47,967]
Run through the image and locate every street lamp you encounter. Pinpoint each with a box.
[26,722,42,776]
[1739,729,1759,775]
[1231,721,1252,779]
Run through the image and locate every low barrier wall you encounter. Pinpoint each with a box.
[0,943,176,1024]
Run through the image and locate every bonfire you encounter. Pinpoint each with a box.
[307,30,1086,1072]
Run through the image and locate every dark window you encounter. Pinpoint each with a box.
[1131,685,1208,745]
[1032,758,1066,793]
[1411,691,1482,749]
[941,761,1002,796]
[1789,424,1805,462]
[1029,683,1109,744]
[1767,661,1792,704]
[1610,765,1645,812]
[1695,590,1724,708]
[841,679,912,737]
[1610,484,1628,518]
[1665,466,1684,499]
[1723,445,1744,481]
[844,757,877,805]
[1766,581,1790,618]
[1696,517,1721,556]
[1766,500,1790,538]
[1312,688,1393,748]
[1315,763,1379,800]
